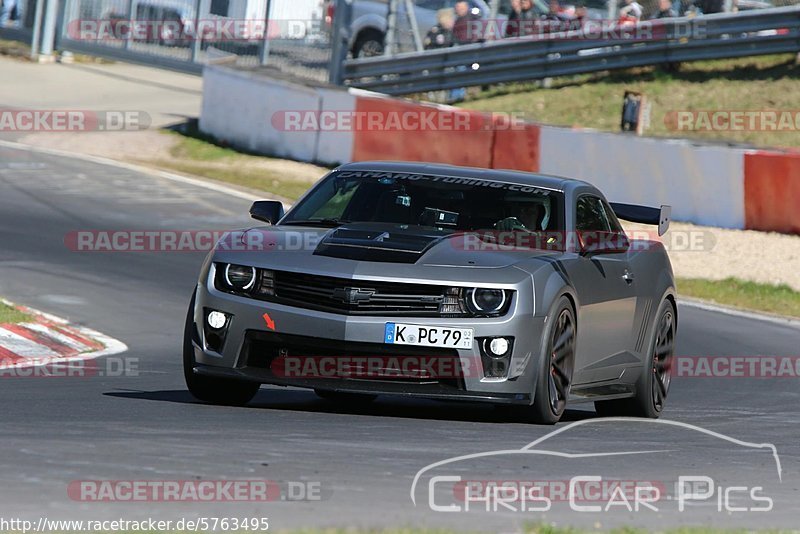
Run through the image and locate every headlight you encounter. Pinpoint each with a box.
[223,263,256,291]
[466,288,508,315]
[215,263,274,298]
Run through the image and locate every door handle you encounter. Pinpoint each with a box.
[622,270,635,284]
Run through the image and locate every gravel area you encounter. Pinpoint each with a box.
[623,221,800,291]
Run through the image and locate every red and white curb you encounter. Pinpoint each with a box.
[0,298,128,371]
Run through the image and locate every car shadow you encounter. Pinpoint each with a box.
[104,388,598,424]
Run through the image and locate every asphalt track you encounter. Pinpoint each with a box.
[1,144,798,531]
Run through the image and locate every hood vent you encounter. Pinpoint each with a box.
[313,223,452,264]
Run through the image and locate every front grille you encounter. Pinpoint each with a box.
[271,271,449,316]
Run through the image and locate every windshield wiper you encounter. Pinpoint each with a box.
[281,218,348,228]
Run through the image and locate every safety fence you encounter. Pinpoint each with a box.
[343,6,800,94]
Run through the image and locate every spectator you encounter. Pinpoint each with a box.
[453,0,483,44]
[543,0,563,20]
[505,0,522,38]
[0,0,21,28]
[574,3,589,25]
[517,0,539,36]
[619,0,643,21]
[424,8,455,49]
[651,0,677,18]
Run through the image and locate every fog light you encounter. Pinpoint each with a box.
[207,310,227,330]
[489,337,510,357]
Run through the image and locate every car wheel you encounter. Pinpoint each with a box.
[314,389,377,403]
[529,296,576,424]
[183,290,261,406]
[595,299,676,418]
[353,30,384,58]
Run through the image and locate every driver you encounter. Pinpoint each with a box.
[495,196,549,232]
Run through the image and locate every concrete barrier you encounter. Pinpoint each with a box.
[491,122,540,173]
[351,93,495,168]
[744,151,800,234]
[539,126,748,229]
[201,66,322,163]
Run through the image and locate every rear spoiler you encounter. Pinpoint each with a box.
[610,203,671,236]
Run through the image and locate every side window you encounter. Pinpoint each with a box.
[576,195,611,232]
[601,200,625,233]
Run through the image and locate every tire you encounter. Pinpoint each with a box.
[183,290,260,406]
[595,299,676,418]
[529,296,577,424]
[314,389,377,404]
[353,30,384,58]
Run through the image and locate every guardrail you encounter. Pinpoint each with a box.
[343,7,800,95]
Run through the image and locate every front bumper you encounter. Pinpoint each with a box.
[191,274,547,405]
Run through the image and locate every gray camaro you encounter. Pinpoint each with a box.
[184,162,677,423]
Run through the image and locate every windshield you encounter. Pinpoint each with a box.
[281,170,564,233]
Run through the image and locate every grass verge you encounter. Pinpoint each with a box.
[0,37,31,60]
[464,54,800,148]
[0,301,32,324]
[677,277,800,319]
[149,122,329,202]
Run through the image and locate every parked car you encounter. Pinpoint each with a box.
[324,0,496,57]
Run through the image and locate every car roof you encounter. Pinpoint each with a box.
[336,161,595,194]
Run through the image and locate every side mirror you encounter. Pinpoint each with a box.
[578,231,630,255]
[249,200,284,225]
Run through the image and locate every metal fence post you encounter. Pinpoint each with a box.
[403,0,422,52]
[190,0,204,63]
[385,0,398,56]
[29,0,44,58]
[328,0,352,85]
[124,0,133,50]
[39,0,58,57]
[258,0,273,66]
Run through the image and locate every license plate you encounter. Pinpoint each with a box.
[384,323,473,350]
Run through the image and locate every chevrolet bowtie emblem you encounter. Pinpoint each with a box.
[331,287,375,305]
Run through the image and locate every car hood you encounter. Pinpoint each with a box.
[213,223,561,278]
